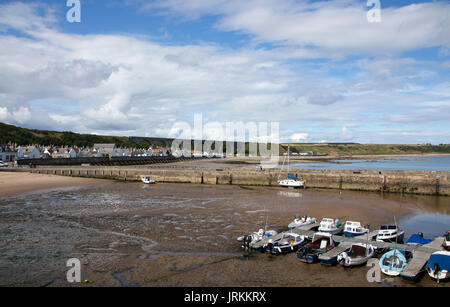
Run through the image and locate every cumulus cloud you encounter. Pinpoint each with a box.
[290,133,308,142]
[0,1,448,144]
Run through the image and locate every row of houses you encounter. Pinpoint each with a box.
[0,143,169,162]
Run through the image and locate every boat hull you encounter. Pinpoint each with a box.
[297,253,318,264]
[344,231,367,238]
[427,268,449,281]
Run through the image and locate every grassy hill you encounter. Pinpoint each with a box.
[0,122,143,148]
[281,143,450,156]
[1,122,449,155]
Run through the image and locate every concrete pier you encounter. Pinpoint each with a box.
[7,165,448,196]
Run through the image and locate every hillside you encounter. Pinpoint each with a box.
[281,143,450,156]
[1,122,449,155]
[0,122,145,148]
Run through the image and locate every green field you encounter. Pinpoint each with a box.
[281,143,450,156]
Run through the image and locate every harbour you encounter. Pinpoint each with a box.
[0,171,448,287]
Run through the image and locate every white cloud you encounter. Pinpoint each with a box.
[0,1,448,144]
[146,0,450,55]
[290,133,308,142]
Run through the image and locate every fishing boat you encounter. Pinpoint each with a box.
[379,249,408,276]
[426,251,450,283]
[141,176,155,184]
[237,228,278,251]
[297,232,336,264]
[337,243,375,267]
[443,231,450,251]
[343,221,369,238]
[277,145,306,189]
[376,224,405,243]
[318,218,343,235]
[288,215,316,228]
[405,232,431,246]
[265,232,307,255]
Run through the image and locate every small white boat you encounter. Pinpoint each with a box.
[376,224,405,243]
[337,243,375,267]
[237,228,278,250]
[343,221,369,238]
[426,251,450,283]
[141,176,155,184]
[443,231,450,251]
[379,249,408,276]
[288,215,316,228]
[278,176,306,189]
[318,218,343,235]
[277,145,306,189]
[265,232,306,255]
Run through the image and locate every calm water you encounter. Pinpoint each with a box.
[282,156,450,171]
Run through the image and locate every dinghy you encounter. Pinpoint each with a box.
[237,228,278,251]
[426,251,450,283]
[297,232,336,264]
[343,221,369,238]
[337,243,375,267]
[265,232,307,255]
[443,231,450,251]
[379,249,408,276]
[288,215,316,228]
[318,218,343,235]
[376,224,405,243]
[141,176,155,184]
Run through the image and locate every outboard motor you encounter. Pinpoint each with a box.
[242,235,252,250]
[434,263,441,283]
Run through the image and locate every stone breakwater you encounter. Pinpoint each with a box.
[4,165,446,196]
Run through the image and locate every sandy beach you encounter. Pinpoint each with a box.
[0,171,103,197]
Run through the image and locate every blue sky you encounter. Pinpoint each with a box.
[0,0,449,144]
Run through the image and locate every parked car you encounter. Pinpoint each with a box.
[0,161,9,167]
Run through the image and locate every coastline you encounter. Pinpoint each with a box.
[0,171,104,197]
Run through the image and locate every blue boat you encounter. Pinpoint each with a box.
[379,249,407,276]
[426,251,450,282]
[406,233,431,245]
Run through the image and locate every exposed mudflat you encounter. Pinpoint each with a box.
[0,178,449,287]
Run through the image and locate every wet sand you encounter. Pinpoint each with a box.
[0,172,103,197]
[0,177,449,287]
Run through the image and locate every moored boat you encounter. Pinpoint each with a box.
[406,233,431,246]
[337,243,375,267]
[443,231,450,251]
[266,232,307,255]
[297,232,336,264]
[343,221,369,238]
[426,251,450,283]
[237,228,278,251]
[277,145,306,189]
[376,224,405,243]
[278,174,306,189]
[141,176,155,184]
[379,249,408,276]
[288,215,316,228]
[318,218,343,235]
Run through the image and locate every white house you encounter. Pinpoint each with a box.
[0,145,16,162]
[17,146,41,159]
